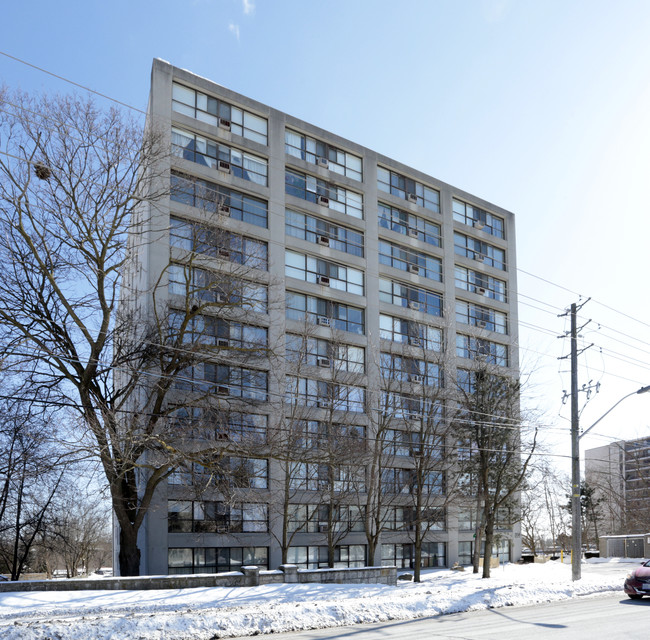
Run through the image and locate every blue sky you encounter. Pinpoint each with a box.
[3,0,650,467]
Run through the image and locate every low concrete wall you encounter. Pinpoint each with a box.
[0,565,396,593]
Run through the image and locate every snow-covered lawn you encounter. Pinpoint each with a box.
[0,559,636,639]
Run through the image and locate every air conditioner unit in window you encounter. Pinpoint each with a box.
[408,301,421,311]
[409,336,422,346]
[317,195,330,207]
[316,157,329,168]
[406,413,420,421]
[216,338,229,348]
[476,286,487,295]
[407,193,418,204]
[317,316,331,327]
[218,204,231,216]
[215,524,229,533]
[474,253,486,262]
[218,160,231,174]
[218,118,232,131]
[216,385,230,396]
[408,228,419,238]
[408,264,421,275]
[318,524,329,533]
[473,219,485,230]
[215,293,227,304]
[317,235,330,246]
[317,356,331,368]
[318,399,331,409]
[410,374,423,384]
[217,248,231,259]
[317,275,331,286]
[477,320,488,328]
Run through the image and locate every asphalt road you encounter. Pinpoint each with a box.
[265,592,650,640]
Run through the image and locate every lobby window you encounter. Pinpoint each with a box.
[379,240,442,282]
[285,250,364,295]
[377,166,440,213]
[285,209,364,257]
[168,546,268,575]
[171,171,268,228]
[453,199,504,239]
[455,301,507,334]
[172,127,267,185]
[379,314,442,351]
[285,129,362,180]
[378,202,441,247]
[454,265,507,303]
[168,264,267,312]
[286,334,365,374]
[172,83,267,144]
[379,278,442,318]
[285,168,363,218]
[456,334,508,367]
[454,232,505,271]
[286,291,365,335]
[171,217,268,270]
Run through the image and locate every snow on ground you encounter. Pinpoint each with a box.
[0,559,638,639]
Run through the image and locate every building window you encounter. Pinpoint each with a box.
[458,541,473,565]
[453,199,504,239]
[168,501,268,533]
[285,250,364,296]
[381,468,445,495]
[377,166,440,213]
[379,240,442,282]
[380,353,441,387]
[170,408,268,444]
[288,504,364,534]
[379,315,442,351]
[455,265,507,303]
[168,457,268,489]
[285,168,363,219]
[286,291,365,335]
[168,546,269,574]
[287,420,364,450]
[379,278,442,318]
[285,376,366,413]
[171,172,268,228]
[285,130,362,180]
[286,545,366,569]
[285,209,364,257]
[174,363,268,400]
[455,301,507,334]
[172,83,268,144]
[169,313,268,350]
[168,264,267,312]
[286,335,365,374]
[172,127,267,185]
[456,334,508,367]
[171,217,268,270]
[378,202,441,247]
[454,232,505,271]
[383,542,447,568]
[288,463,365,492]
[458,507,478,531]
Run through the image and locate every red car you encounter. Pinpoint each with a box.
[624,560,650,599]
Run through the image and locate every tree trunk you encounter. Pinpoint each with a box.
[413,520,422,582]
[483,517,494,579]
[119,525,141,576]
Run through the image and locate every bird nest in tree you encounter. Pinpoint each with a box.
[34,162,52,180]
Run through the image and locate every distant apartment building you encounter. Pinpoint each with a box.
[118,59,520,575]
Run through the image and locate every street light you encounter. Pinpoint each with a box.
[571,384,650,581]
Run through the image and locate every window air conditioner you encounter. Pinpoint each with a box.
[216,338,229,348]
[317,275,331,286]
[473,219,485,230]
[474,253,486,262]
[318,524,329,533]
[407,193,418,204]
[216,385,230,396]
[317,356,331,368]
[217,248,231,259]
[476,287,487,295]
[406,413,420,421]
[408,228,419,238]
[317,235,330,247]
[218,204,231,216]
[215,293,227,304]
[317,157,329,168]
[408,264,421,275]
[318,399,331,409]
[410,374,423,384]
[408,301,421,311]
[477,320,488,328]
[317,195,330,207]
[409,336,422,346]
[317,316,331,327]
[218,160,231,173]
[218,118,232,131]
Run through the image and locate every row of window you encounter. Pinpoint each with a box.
[168,501,267,533]
[286,250,364,296]
[285,335,365,373]
[168,313,267,350]
[285,209,364,257]
[171,408,267,444]
[285,130,362,180]
[380,353,441,387]
[174,363,268,400]
[169,458,268,489]
[378,202,441,247]
[285,376,366,413]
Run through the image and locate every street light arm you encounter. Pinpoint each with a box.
[579,385,650,440]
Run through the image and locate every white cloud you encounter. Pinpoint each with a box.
[229,22,240,41]
[242,0,255,15]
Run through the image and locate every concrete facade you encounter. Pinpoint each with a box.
[121,59,521,576]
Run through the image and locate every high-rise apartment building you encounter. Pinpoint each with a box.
[121,59,520,575]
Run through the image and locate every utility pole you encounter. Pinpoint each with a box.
[570,303,581,581]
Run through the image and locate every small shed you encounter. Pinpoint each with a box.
[599,534,650,559]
